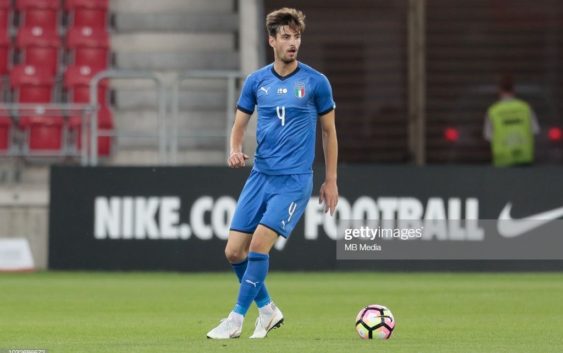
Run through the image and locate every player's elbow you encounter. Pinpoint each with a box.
[321,124,336,140]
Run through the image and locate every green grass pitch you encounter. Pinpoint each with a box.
[1,271,562,353]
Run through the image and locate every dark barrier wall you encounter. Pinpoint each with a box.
[49,166,563,271]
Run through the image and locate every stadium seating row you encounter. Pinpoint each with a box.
[2,0,108,31]
[1,25,110,75]
[0,0,112,156]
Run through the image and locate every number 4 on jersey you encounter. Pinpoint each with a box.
[276,106,286,126]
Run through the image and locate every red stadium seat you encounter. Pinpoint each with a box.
[10,65,61,152]
[66,26,110,70]
[64,65,108,105]
[16,26,62,75]
[16,0,60,30]
[0,0,10,34]
[20,113,64,152]
[0,30,8,75]
[10,65,54,103]
[65,0,109,29]
[69,105,113,156]
[0,116,11,151]
[0,0,10,77]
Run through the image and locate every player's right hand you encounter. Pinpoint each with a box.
[228,152,249,168]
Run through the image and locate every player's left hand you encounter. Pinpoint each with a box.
[319,180,338,216]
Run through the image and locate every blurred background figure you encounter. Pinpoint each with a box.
[483,74,540,167]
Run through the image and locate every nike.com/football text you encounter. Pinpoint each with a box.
[344,226,423,241]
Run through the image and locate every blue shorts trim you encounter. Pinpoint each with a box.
[229,228,255,235]
[257,223,285,238]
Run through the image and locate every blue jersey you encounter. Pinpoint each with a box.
[237,62,335,175]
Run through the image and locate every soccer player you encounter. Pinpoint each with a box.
[206,7,339,339]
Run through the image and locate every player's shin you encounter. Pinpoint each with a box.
[231,258,272,308]
[233,252,269,315]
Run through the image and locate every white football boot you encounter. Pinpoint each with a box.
[249,302,284,339]
[206,312,243,339]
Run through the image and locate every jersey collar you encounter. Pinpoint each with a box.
[271,62,301,81]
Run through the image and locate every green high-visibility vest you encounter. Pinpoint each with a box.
[487,99,534,167]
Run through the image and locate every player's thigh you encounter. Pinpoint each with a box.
[230,170,268,234]
[261,173,313,238]
[248,225,279,254]
[225,230,252,263]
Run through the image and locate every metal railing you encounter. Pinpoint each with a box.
[89,70,168,166]
[0,103,95,165]
[169,70,245,164]
[0,70,244,166]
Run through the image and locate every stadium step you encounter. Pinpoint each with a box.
[116,110,227,132]
[110,0,241,165]
[111,148,226,165]
[111,0,235,13]
[115,133,226,150]
[114,13,239,33]
[114,51,240,71]
[114,89,228,110]
[114,110,227,149]
[109,77,232,90]
[111,33,236,52]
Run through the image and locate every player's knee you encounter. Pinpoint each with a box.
[248,239,271,254]
[248,226,278,253]
[225,247,247,263]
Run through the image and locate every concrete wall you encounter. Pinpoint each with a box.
[0,187,49,270]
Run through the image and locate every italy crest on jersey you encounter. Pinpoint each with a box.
[295,83,305,98]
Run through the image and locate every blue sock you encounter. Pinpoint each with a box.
[233,252,269,316]
[231,258,271,308]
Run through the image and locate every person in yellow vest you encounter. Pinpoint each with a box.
[483,75,540,166]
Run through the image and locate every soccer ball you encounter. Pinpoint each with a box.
[355,304,395,340]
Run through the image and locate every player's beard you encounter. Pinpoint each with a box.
[281,56,296,64]
[280,51,297,64]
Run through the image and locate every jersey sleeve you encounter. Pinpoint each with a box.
[315,74,336,116]
[236,74,256,115]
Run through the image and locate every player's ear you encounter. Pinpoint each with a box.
[268,35,275,48]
